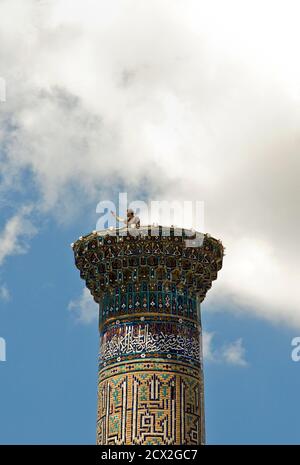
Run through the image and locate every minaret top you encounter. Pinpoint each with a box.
[72,225,224,304]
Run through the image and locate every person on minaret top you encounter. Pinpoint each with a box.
[111,208,140,228]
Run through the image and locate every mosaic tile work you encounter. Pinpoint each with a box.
[99,317,202,369]
[72,226,224,445]
[97,360,204,445]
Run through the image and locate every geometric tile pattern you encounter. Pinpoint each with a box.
[97,361,204,445]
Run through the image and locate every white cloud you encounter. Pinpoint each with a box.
[222,338,247,367]
[0,284,10,302]
[0,206,37,266]
[0,0,299,326]
[203,331,247,366]
[202,331,215,361]
[68,287,98,324]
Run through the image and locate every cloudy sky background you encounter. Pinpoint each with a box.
[0,0,299,444]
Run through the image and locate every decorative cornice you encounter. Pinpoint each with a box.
[73,226,224,304]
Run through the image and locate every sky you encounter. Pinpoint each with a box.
[0,0,300,444]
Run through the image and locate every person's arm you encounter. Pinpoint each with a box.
[111,211,127,224]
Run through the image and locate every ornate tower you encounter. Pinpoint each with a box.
[72,226,223,445]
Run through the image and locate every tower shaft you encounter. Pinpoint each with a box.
[73,226,223,445]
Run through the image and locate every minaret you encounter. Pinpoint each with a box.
[72,226,223,445]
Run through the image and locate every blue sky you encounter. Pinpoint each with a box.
[0,0,300,445]
[0,207,299,444]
